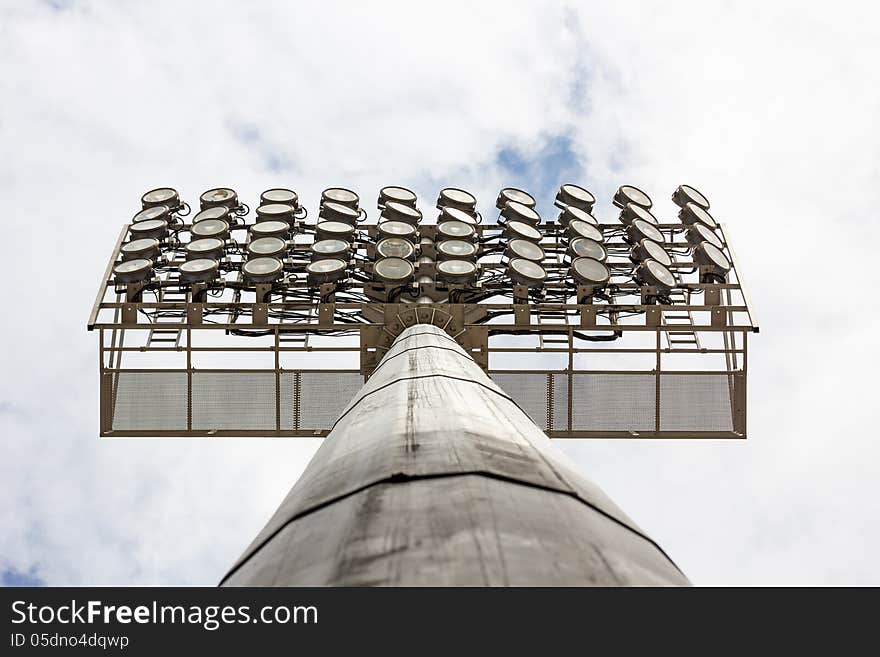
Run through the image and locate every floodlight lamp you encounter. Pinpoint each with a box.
[496,188,536,210]
[679,202,718,230]
[321,187,359,209]
[625,218,664,245]
[570,257,611,290]
[381,201,422,225]
[558,205,598,227]
[319,201,360,224]
[500,201,541,226]
[692,241,731,282]
[378,186,417,208]
[555,184,595,212]
[613,184,652,209]
[190,218,230,240]
[507,258,547,287]
[185,237,225,261]
[129,218,168,240]
[247,236,287,258]
[315,220,356,241]
[261,188,299,209]
[568,237,606,262]
[256,203,296,223]
[121,238,160,261]
[242,256,284,283]
[373,257,414,284]
[685,222,722,249]
[376,237,415,260]
[377,220,417,240]
[504,220,542,243]
[178,258,219,284]
[438,206,478,225]
[311,238,351,260]
[437,259,479,284]
[132,205,170,224]
[436,239,478,260]
[250,220,291,239]
[672,184,709,210]
[567,219,603,243]
[630,238,672,267]
[505,238,545,262]
[192,206,230,224]
[634,258,677,293]
[141,187,180,210]
[113,258,153,284]
[436,188,477,214]
[620,202,658,227]
[437,220,476,240]
[199,187,238,210]
[306,258,347,285]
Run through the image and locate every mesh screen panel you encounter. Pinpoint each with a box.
[192,372,276,430]
[660,373,735,431]
[570,373,657,432]
[108,371,188,431]
[551,373,569,431]
[490,372,549,430]
[297,372,364,430]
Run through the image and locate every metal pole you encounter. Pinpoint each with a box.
[221,324,689,586]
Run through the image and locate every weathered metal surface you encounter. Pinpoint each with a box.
[221,324,689,586]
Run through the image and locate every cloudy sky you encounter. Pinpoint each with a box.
[2,0,879,586]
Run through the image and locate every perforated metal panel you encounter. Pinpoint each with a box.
[106,371,187,431]
[192,372,276,431]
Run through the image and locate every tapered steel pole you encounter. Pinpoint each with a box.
[221,324,688,586]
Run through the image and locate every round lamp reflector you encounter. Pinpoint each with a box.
[506,239,545,262]
[437,259,479,284]
[568,237,606,261]
[556,184,595,211]
[496,188,536,210]
[114,258,153,284]
[247,236,287,257]
[374,257,415,283]
[508,258,547,287]
[613,184,652,209]
[376,237,415,260]
[242,257,284,283]
[179,258,219,283]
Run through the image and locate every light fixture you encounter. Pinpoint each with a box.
[319,201,360,224]
[437,220,476,240]
[679,202,718,230]
[376,237,415,260]
[570,257,611,290]
[672,184,710,210]
[568,237,606,262]
[507,258,547,287]
[685,222,722,249]
[555,184,595,212]
[113,258,153,284]
[620,202,658,226]
[129,218,168,240]
[374,257,414,284]
[496,188,536,210]
[613,184,652,209]
[625,218,664,245]
[377,220,417,241]
[378,186,417,208]
[505,220,542,243]
[692,241,731,281]
[260,188,299,209]
[436,239,478,260]
[380,201,422,225]
[256,203,297,224]
[436,188,477,215]
[121,238,161,261]
[506,238,545,262]
[247,236,288,258]
[438,206,478,225]
[311,238,350,260]
[558,205,598,227]
[321,187,360,209]
[630,238,672,267]
[500,201,541,226]
[141,187,180,210]
[567,219,603,243]
[437,259,479,284]
[178,258,219,284]
[192,206,230,224]
[315,220,356,241]
[250,220,291,239]
[242,257,284,283]
[190,218,230,240]
[199,188,238,210]
[185,237,225,260]
[307,258,348,284]
[634,258,677,293]
[132,205,170,224]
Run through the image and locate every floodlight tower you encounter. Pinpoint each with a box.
[89,182,758,585]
